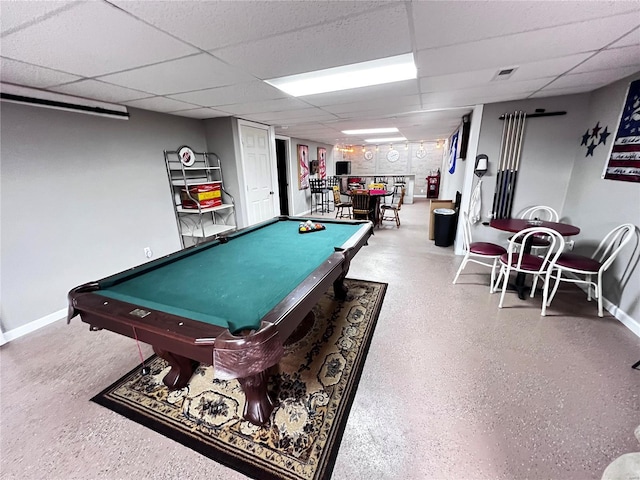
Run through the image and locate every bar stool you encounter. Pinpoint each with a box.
[392,176,406,202]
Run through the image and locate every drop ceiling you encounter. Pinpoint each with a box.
[1,1,639,146]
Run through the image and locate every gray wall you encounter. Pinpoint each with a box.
[472,94,590,245]
[562,73,640,323]
[203,117,244,226]
[0,103,207,331]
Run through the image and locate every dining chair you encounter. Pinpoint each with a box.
[496,227,565,316]
[379,188,404,227]
[546,223,635,317]
[512,205,560,254]
[453,212,507,292]
[351,191,373,222]
[332,186,352,219]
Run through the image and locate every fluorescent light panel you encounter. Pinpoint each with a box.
[364,136,406,143]
[265,53,416,97]
[342,127,399,135]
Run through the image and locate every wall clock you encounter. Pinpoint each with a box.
[364,150,373,160]
[387,149,400,162]
[416,148,426,159]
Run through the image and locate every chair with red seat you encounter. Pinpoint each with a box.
[453,212,507,292]
[511,205,560,254]
[546,223,635,317]
[496,227,565,316]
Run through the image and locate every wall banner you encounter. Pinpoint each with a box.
[602,78,640,183]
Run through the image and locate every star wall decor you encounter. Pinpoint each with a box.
[581,122,610,157]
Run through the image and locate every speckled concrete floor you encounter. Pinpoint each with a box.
[1,198,638,480]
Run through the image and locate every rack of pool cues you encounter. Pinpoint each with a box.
[491,111,527,219]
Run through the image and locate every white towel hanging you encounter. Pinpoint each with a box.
[469,179,482,224]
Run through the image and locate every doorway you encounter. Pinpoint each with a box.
[275,138,289,215]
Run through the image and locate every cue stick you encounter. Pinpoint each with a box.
[500,111,520,219]
[505,112,527,218]
[492,113,510,218]
[499,112,517,219]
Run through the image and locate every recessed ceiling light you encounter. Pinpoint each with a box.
[364,136,407,143]
[265,53,416,97]
[342,127,399,135]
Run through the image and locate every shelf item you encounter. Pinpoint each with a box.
[164,147,236,248]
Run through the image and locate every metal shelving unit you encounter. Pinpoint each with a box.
[164,147,236,248]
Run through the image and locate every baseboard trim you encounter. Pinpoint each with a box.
[567,275,640,338]
[2,308,66,343]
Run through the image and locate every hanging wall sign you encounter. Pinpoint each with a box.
[448,131,459,174]
[317,147,326,179]
[297,144,309,189]
[602,78,640,182]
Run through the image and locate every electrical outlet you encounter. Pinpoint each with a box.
[566,240,574,251]
[144,247,153,258]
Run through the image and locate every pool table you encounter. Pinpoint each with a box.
[68,216,372,425]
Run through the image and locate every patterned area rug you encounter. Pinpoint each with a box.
[92,279,386,480]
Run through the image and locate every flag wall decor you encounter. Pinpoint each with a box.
[602,78,640,183]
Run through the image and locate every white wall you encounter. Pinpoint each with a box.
[341,141,444,195]
[0,103,208,332]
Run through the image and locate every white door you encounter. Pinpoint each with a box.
[240,124,276,225]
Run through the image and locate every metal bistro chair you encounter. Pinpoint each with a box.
[351,190,373,222]
[496,227,565,316]
[511,205,560,254]
[453,212,507,292]
[380,187,405,228]
[546,223,635,317]
[332,186,352,219]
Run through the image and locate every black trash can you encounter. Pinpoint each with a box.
[433,208,456,247]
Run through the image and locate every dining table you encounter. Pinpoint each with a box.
[348,189,393,226]
[490,218,581,299]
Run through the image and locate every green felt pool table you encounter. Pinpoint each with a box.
[68,216,372,425]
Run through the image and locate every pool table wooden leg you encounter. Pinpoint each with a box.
[153,347,197,389]
[237,370,274,426]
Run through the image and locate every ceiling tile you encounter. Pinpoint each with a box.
[302,80,419,107]
[0,57,81,88]
[210,4,412,78]
[50,79,151,103]
[321,94,421,115]
[168,81,287,106]
[0,0,79,35]
[111,1,392,50]
[218,97,312,115]
[416,12,640,77]
[609,26,640,48]
[419,53,590,93]
[169,108,229,119]
[544,66,640,90]
[412,1,640,50]
[246,108,339,123]
[124,96,198,112]
[529,84,600,98]
[0,2,198,77]
[99,54,255,96]
[571,45,640,74]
